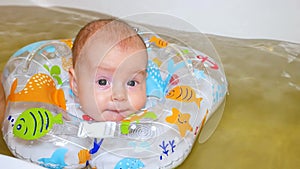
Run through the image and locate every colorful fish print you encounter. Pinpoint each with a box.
[78,138,103,166]
[114,158,145,169]
[38,148,68,169]
[7,73,67,110]
[146,59,186,99]
[78,149,91,165]
[43,64,63,85]
[152,57,162,67]
[165,108,193,137]
[166,85,203,108]
[61,57,73,72]
[60,39,73,49]
[13,107,63,140]
[149,36,168,48]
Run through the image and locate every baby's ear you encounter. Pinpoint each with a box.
[69,68,78,96]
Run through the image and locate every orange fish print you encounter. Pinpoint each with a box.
[149,36,168,48]
[7,73,66,110]
[78,149,91,164]
[165,108,193,137]
[166,86,203,108]
[60,39,73,49]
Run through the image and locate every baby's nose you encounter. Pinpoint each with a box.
[111,85,127,101]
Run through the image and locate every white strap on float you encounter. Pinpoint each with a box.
[77,121,116,138]
[77,121,160,140]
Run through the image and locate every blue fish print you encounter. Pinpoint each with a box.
[38,148,68,169]
[146,59,187,99]
[114,158,144,169]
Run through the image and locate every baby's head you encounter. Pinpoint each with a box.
[69,19,148,121]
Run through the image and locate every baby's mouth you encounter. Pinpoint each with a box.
[106,109,128,114]
[104,109,130,121]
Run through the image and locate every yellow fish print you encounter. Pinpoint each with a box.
[152,57,162,67]
[149,36,168,48]
[166,85,203,108]
[61,57,73,72]
[7,73,66,110]
[165,108,193,137]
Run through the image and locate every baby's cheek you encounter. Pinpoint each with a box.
[80,91,103,119]
[131,92,147,110]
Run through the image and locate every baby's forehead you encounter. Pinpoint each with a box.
[88,29,145,49]
[82,32,147,61]
[80,40,147,68]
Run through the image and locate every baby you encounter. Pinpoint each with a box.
[69,19,148,122]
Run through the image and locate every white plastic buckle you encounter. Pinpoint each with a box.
[77,121,116,138]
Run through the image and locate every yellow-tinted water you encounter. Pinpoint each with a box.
[0,6,300,169]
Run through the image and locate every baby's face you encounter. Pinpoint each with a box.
[72,41,148,121]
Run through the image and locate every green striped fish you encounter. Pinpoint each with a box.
[13,107,63,140]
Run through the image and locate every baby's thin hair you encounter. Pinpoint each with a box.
[72,18,146,67]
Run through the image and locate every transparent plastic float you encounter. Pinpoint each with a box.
[2,18,228,169]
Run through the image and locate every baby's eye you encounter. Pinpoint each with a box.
[98,79,109,86]
[127,80,137,87]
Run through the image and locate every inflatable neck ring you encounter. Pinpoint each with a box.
[2,26,228,169]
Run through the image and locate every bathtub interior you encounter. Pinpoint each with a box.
[0,5,299,169]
